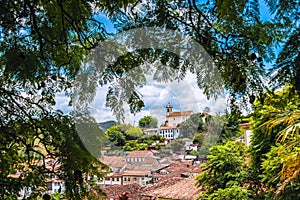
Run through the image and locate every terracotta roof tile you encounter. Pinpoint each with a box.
[100,156,126,169]
[101,184,145,200]
[122,171,151,176]
[159,126,179,130]
[143,177,201,200]
[167,111,192,117]
[125,151,152,158]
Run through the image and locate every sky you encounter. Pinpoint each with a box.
[55,71,228,126]
[54,1,273,125]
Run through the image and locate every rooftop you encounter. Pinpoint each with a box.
[122,171,151,176]
[143,177,201,200]
[159,126,179,130]
[125,151,153,158]
[101,183,145,200]
[100,156,126,169]
[168,111,192,117]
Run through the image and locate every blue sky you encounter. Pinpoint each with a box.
[259,0,273,22]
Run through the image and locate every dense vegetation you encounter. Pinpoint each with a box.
[138,115,158,129]
[104,124,164,151]
[196,87,300,199]
[0,0,299,199]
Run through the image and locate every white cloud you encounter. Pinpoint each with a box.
[54,93,72,113]
[55,72,227,125]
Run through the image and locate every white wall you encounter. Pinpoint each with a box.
[245,130,252,146]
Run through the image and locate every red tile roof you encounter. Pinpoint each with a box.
[167,111,192,117]
[101,183,145,200]
[159,126,179,130]
[125,151,152,158]
[143,177,201,200]
[122,171,150,176]
[100,156,126,169]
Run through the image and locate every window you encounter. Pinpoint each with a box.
[124,177,131,181]
[134,178,137,182]
[112,178,114,181]
[116,178,119,181]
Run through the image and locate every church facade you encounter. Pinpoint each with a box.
[158,103,192,140]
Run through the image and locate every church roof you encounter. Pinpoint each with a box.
[159,126,179,130]
[167,111,192,117]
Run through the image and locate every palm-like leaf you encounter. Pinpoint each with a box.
[259,109,300,198]
[275,148,300,199]
[260,109,300,145]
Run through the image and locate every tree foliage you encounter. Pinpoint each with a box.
[104,124,162,151]
[0,115,108,199]
[179,113,206,138]
[138,115,158,129]
[195,141,251,199]
[169,139,185,153]
[104,125,127,146]
[249,86,300,199]
[0,0,129,198]
[1,0,299,198]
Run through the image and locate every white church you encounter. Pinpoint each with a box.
[158,103,192,140]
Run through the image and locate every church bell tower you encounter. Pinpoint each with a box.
[166,102,173,116]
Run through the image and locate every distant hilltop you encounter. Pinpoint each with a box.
[98,120,117,132]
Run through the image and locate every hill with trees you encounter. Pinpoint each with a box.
[104,124,164,151]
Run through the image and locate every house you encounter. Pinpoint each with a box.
[158,126,180,139]
[101,158,203,200]
[240,123,253,146]
[233,135,245,143]
[9,158,67,199]
[8,173,33,200]
[185,143,199,152]
[100,156,127,173]
[101,173,123,185]
[99,151,170,186]
[122,171,152,185]
[125,150,154,163]
[46,178,65,194]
